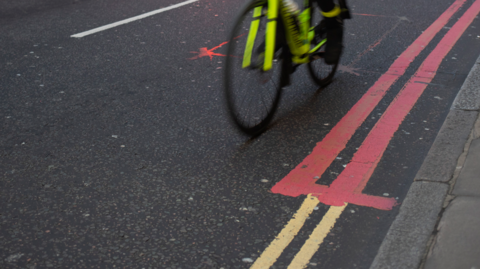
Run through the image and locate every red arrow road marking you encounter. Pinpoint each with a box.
[188,35,245,60]
[188,41,229,60]
[272,0,471,210]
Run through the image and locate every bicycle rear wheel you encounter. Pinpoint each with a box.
[307,20,338,87]
[224,0,287,136]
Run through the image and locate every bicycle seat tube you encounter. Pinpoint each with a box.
[280,1,311,63]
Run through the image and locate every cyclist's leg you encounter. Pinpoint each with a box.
[315,0,343,65]
[316,0,335,13]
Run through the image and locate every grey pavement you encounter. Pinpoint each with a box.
[371,55,480,269]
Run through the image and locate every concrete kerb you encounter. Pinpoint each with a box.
[415,110,478,183]
[452,55,480,111]
[369,54,480,269]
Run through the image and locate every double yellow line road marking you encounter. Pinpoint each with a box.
[251,195,346,268]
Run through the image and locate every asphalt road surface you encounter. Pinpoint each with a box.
[1,0,480,268]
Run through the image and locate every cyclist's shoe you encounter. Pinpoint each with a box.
[324,16,343,65]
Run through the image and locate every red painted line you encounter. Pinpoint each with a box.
[326,0,480,210]
[271,0,468,209]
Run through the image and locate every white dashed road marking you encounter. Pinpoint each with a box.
[71,0,199,38]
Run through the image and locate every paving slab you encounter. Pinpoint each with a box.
[423,197,480,269]
[453,138,480,197]
[370,181,449,269]
[415,110,478,182]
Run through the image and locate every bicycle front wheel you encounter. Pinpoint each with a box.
[224,0,286,136]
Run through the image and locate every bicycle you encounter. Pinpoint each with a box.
[224,0,350,136]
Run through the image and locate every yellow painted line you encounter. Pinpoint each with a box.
[251,194,319,269]
[287,203,347,269]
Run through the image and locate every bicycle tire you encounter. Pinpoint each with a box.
[307,20,339,87]
[224,0,288,136]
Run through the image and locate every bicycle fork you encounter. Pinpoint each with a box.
[242,0,279,71]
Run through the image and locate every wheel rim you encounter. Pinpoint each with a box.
[224,2,283,134]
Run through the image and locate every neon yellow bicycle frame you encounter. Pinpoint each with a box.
[242,0,326,71]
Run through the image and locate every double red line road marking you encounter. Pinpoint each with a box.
[253,0,480,267]
[272,0,478,210]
